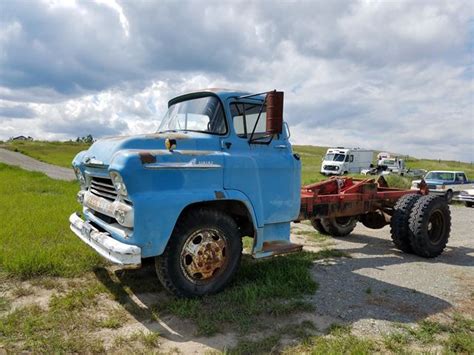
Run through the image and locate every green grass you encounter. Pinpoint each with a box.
[0,293,105,352]
[150,249,349,336]
[2,141,90,168]
[0,163,102,278]
[283,323,376,354]
[155,251,326,336]
[384,315,474,354]
[0,279,162,353]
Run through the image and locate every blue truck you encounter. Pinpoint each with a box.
[70,89,451,297]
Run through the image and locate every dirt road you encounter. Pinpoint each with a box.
[293,204,474,338]
[0,148,75,180]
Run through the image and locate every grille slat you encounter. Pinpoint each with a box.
[90,188,117,200]
[89,176,117,201]
[91,180,117,191]
[90,183,116,194]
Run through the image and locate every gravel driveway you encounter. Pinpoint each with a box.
[0,148,75,180]
[293,204,474,336]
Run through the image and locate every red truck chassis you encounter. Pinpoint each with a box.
[299,176,428,220]
[296,176,450,259]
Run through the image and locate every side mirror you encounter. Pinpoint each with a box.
[266,91,284,135]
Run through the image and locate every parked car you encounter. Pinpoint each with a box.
[457,189,474,207]
[411,171,472,203]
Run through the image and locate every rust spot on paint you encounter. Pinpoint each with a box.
[139,152,156,164]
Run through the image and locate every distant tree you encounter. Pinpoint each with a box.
[75,135,94,143]
[83,134,94,144]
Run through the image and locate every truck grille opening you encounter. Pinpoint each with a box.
[89,176,118,201]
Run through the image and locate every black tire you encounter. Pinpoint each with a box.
[445,190,453,204]
[390,194,421,253]
[360,211,387,229]
[466,202,474,208]
[408,195,451,258]
[320,216,357,237]
[310,218,329,235]
[155,208,242,297]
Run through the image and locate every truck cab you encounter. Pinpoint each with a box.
[70,90,301,296]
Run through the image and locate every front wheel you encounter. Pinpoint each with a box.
[155,209,242,297]
[466,202,474,208]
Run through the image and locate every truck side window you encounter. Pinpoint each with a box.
[456,173,466,182]
[350,155,354,162]
[345,155,350,162]
[230,103,267,138]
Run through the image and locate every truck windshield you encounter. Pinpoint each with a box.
[325,153,346,162]
[157,96,226,135]
[425,172,454,181]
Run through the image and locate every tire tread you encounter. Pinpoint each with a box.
[390,194,420,253]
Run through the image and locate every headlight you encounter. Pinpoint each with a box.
[110,171,128,197]
[73,166,86,188]
[436,185,446,190]
[335,166,339,170]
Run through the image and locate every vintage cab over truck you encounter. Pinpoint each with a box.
[70,89,451,297]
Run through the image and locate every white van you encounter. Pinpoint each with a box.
[321,148,374,175]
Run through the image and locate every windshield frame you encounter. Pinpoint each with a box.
[158,93,229,136]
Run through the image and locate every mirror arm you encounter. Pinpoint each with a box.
[248,94,268,144]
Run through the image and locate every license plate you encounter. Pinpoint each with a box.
[86,194,113,215]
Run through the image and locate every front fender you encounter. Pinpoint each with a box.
[132,189,258,257]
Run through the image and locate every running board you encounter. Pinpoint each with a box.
[253,241,303,259]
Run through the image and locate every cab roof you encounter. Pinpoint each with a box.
[168,88,265,106]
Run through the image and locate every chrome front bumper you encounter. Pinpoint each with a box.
[69,212,141,267]
[457,195,474,202]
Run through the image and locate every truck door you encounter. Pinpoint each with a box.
[222,100,301,227]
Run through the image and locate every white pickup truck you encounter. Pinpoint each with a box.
[411,170,473,203]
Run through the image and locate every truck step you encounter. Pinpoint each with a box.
[254,241,303,258]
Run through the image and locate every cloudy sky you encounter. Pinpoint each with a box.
[0,0,473,161]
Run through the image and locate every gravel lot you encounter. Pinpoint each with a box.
[293,204,474,337]
[0,148,75,180]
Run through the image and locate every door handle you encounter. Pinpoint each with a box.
[274,145,287,149]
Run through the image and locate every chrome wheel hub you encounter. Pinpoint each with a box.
[180,229,227,282]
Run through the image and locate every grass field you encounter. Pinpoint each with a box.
[0,163,102,277]
[2,141,90,168]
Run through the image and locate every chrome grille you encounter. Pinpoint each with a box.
[89,176,117,201]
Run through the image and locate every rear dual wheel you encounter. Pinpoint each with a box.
[390,194,450,258]
[408,195,451,258]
